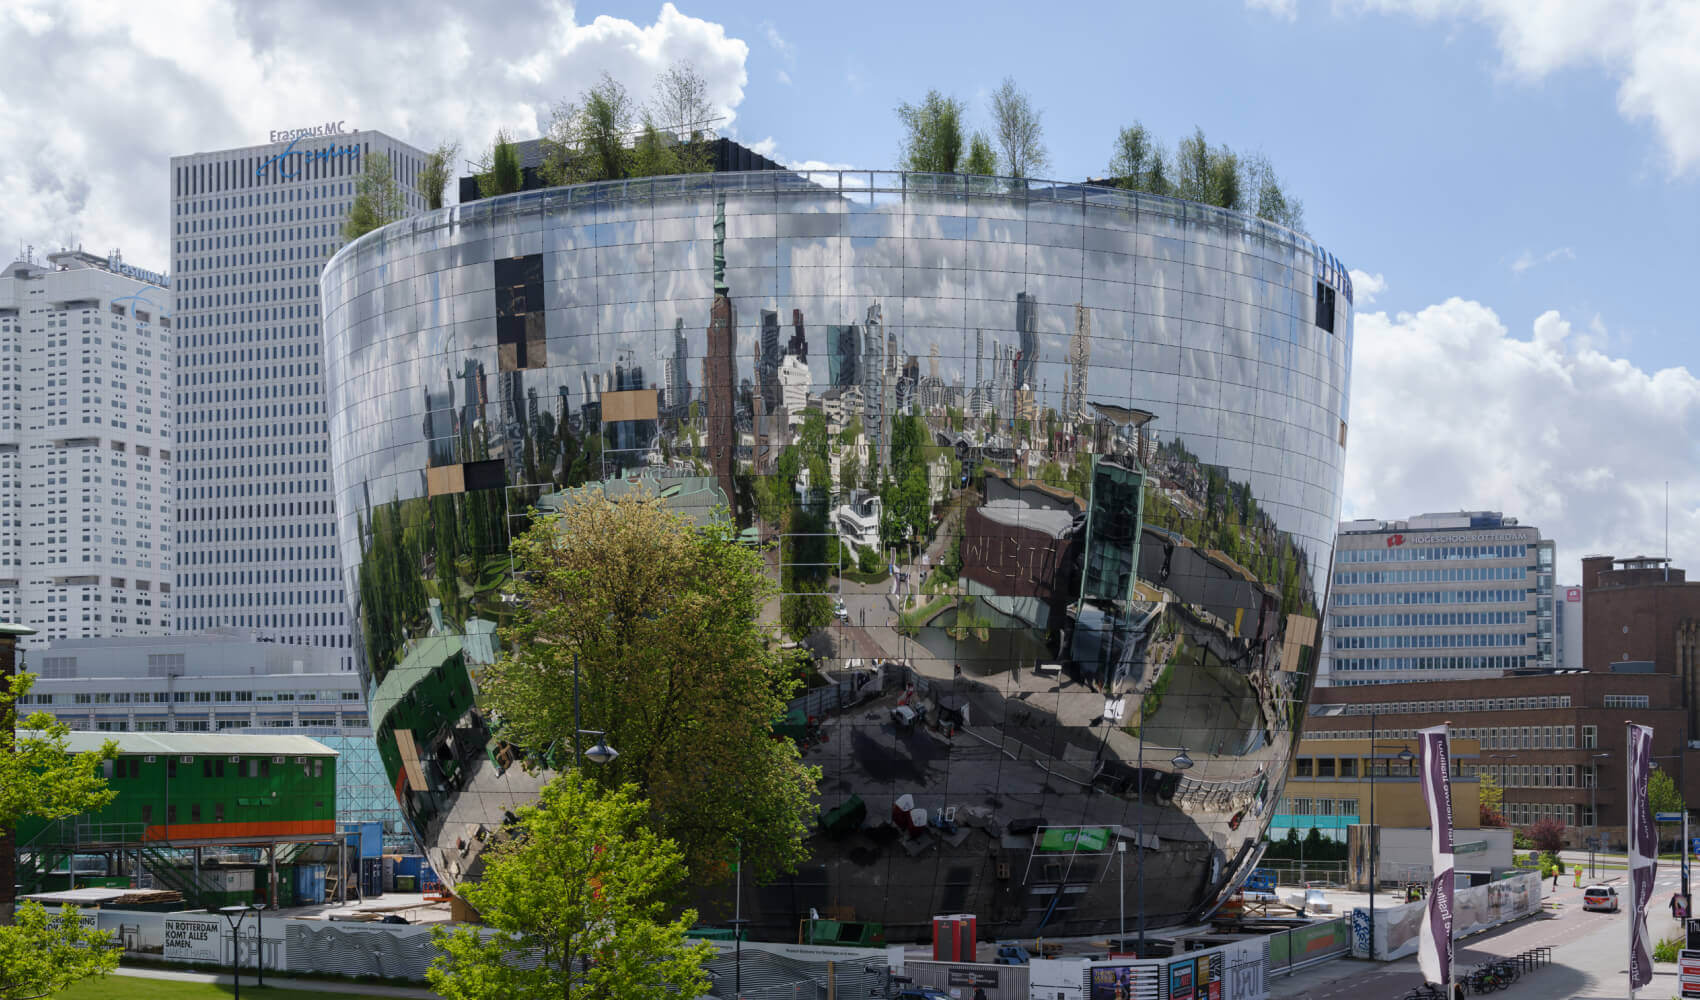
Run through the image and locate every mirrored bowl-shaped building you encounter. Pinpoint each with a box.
[321,171,1354,941]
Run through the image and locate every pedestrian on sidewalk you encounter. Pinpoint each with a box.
[1552,868,1560,890]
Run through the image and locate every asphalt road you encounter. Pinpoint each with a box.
[1272,866,1691,1000]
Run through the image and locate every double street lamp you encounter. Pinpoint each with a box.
[217,903,265,999]
[1365,711,1416,960]
[1587,751,1611,878]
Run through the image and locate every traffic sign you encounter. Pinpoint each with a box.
[1658,812,1685,823]
[1681,949,1700,998]
[1586,836,1603,850]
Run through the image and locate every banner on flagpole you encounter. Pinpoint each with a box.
[1628,723,1657,993]
[1417,725,1454,987]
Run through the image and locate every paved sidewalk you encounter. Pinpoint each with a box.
[115,963,436,997]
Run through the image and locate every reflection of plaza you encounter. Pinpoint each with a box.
[323,170,1353,940]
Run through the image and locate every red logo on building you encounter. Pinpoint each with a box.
[1566,588,1582,602]
[1386,534,1405,547]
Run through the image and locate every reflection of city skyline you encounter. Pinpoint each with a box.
[325,175,1353,943]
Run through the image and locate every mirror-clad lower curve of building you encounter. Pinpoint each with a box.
[319,169,1354,941]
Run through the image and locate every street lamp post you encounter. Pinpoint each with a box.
[251,902,264,987]
[1117,840,1127,950]
[1136,743,1193,957]
[1365,711,1415,961]
[1589,752,1612,878]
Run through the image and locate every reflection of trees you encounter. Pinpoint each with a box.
[1140,439,1317,619]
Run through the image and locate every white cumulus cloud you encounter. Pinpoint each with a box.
[1349,269,1387,304]
[1510,246,1576,274]
[0,0,751,272]
[1343,296,1700,573]
[1348,0,1700,173]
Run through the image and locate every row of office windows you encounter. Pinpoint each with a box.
[23,690,358,705]
[1331,695,1572,715]
[1329,611,1528,629]
[1334,567,1528,585]
[84,717,351,732]
[1505,802,1580,827]
[1334,633,1528,650]
[1461,761,1587,789]
[1332,655,1527,672]
[1336,544,1529,564]
[1281,797,1361,816]
[1331,589,1529,607]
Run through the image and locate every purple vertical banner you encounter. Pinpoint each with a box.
[1417,725,1454,987]
[1628,723,1657,994]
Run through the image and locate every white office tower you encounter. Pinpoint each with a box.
[170,128,425,668]
[0,250,175,648]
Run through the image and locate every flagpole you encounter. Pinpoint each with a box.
[1445,722,1454,1000]
[1628,722,1635,1000]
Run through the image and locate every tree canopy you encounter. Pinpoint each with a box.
[427,772,712,1000]
[989,77,1047,178]
[0,901,118,999]
[1107,121,1304,231]
[539,65,716,187]
[341,151,408,242]
[2,673,118,921]
[417,140,459,211]
[897,90,966,174]
[478,490,817,882]
[475,129,524,200]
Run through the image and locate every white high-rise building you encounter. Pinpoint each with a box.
[170,127,425,668]
[0,250,175,648]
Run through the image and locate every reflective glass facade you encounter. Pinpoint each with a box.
[321,171,1354,939]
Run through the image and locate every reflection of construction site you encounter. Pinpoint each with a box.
[754,660,1279,939]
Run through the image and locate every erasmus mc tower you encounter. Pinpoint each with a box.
[321,170,1354,939]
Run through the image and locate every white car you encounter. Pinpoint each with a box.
[1582,884,1620,913]
[834,601,849,621]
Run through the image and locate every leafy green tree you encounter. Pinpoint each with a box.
[0,900,118,998]
[897,90,966,173]
[1106,121,1301,230]
[989,76,1047,178]
[964,132,997,176]
[1651,767,1684,817]
[541,75,635,186]
[782,581,835,643]
[417,140,459,211]
[1,673,118,923]
[1244,151,1304,230]
[648,62,717,173]
[341,151,407,242]
[1108,123,1169,196]
[475,129,525,199]
[479,491,817,881]
[427,772,712,1000]
[1478,771,1506,827]
[857,544,882,576]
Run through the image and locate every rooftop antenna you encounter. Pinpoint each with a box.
[1665,481,1670,583]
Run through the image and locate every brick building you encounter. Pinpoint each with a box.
[1582,554,1700,736]
[1304,671,1698,847]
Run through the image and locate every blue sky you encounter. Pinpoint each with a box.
[693,1,1696,372]
[2,0,1696,571]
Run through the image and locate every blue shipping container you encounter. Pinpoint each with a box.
[294,864,326,904]
[394,855,423,879]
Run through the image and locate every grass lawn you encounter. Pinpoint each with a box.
[56,976,386,999]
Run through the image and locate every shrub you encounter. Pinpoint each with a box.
[1528,816,1567,853]
[1655,936,1681,963]
[857,544,883,576]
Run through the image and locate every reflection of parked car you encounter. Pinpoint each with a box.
[834,601,849,621]
[896,989,952,1000]
[1583,885,1620,912]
